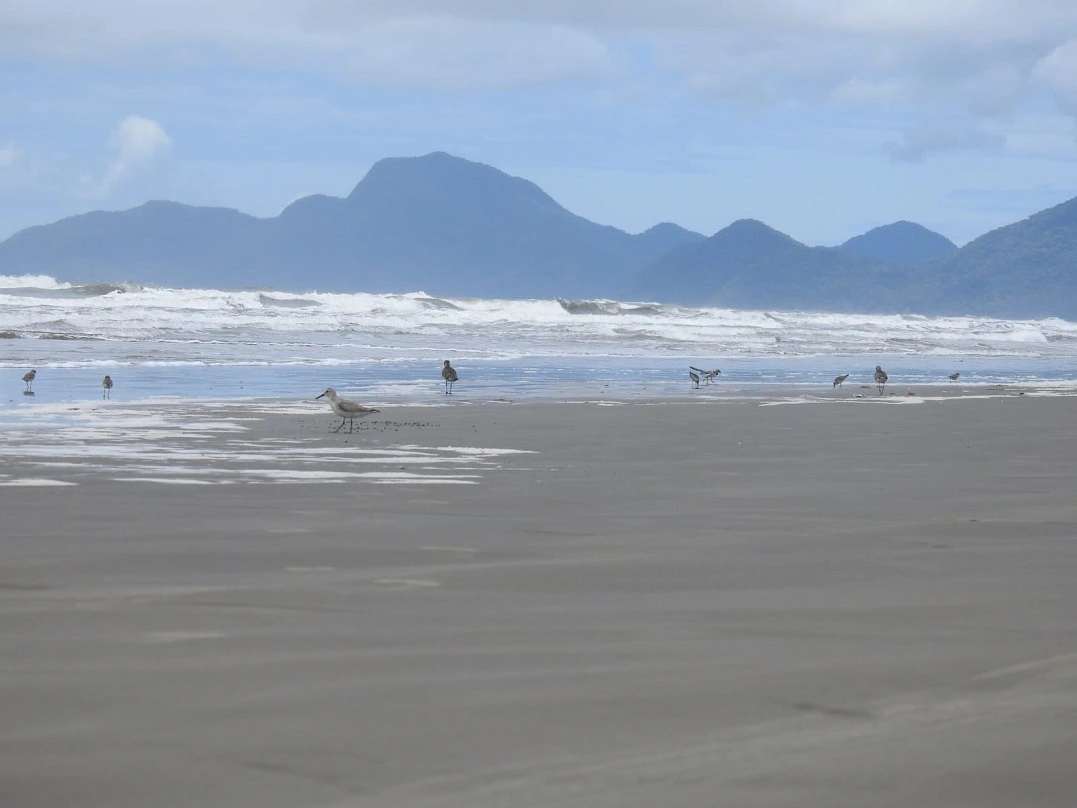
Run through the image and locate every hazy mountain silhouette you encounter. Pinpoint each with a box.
[630,219,914,312]
[916,196,1077,318]
[838,221,957,264]
[0,202,267,288]
[0,151,1075,317]
[0,152,704,298]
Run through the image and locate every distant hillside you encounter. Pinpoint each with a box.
[0,152,705,298]
[919,197,1077,318]
[0,152,1075,317]
[0,202,268,288]
[630,219,915,312]
[838,221,957,265]
[630,210,1077,318]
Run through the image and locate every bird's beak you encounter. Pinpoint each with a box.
[316,392,326,399]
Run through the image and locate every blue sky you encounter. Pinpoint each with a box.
[2,1,1077,247]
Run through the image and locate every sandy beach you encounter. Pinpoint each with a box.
[2,387,1077,807]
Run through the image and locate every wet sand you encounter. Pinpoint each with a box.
[2,388,1077,807]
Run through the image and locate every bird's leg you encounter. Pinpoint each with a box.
[332,418,344,432]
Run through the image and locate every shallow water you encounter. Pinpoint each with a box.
[3,273,1076,407]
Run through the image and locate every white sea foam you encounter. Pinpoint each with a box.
[115,478,216,485]
[0,274,74,290]
[0,478,78,486]
[0,398,530,487]
[4,274,1077,365]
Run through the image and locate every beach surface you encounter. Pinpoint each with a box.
[2,386,1077,807]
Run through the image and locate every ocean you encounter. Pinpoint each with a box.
[3,274,1077,408]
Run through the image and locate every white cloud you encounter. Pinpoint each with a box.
[0,142,18,169]
[85,116,172,197]
[341,17,611,91]
[7,1,1077,150]
[0,2,615,91]
[829,79,909,107]
[1033,39,1077,113]
[885,119,1006,163]
[6,1,1077,48]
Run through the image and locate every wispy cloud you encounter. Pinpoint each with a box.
[885,119,1006,163]
[0,142,18,169]
[5,2,1077,106]
[84,115,172,197]
[341,17,612,92]
[1033,39,1077,114]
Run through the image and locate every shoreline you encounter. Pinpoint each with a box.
[2,392,1077,806]
[5,353,1077,412]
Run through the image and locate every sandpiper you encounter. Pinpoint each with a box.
[833,373,849,388]
[689,370,701,389]
[22,369,36,392]
[948,372,960,382]
[874,365,888,395]
[102,375,113,399]
[690,366,720,384]
[442,360,458,394]
[316,387,379,433]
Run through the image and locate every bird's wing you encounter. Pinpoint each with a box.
[338,400,377,414]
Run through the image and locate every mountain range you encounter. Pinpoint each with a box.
[0,151,1073,318]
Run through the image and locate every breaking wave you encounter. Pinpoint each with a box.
[3,274,1077,366]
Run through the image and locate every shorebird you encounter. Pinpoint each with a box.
[833,373,849,388]
[22,369,36,392]
[316,387,379,433]
[102,375,113,399]
[442,360,458,394]
[689,366,721,384]
[689,370,701,389]
[874,365,888,395]
[948,372,960,383]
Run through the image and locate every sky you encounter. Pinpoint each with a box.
[3,1,1077,247]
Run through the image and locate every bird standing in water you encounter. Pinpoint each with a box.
[102,375,113,399]
[874,365,888,395]
[689,370,700,389]
[833,373,849,388]
[689,366,720,384]
[22,369,36,392]
[442,360,458,394]
[316,388,379,433]
[948,372,960,383]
